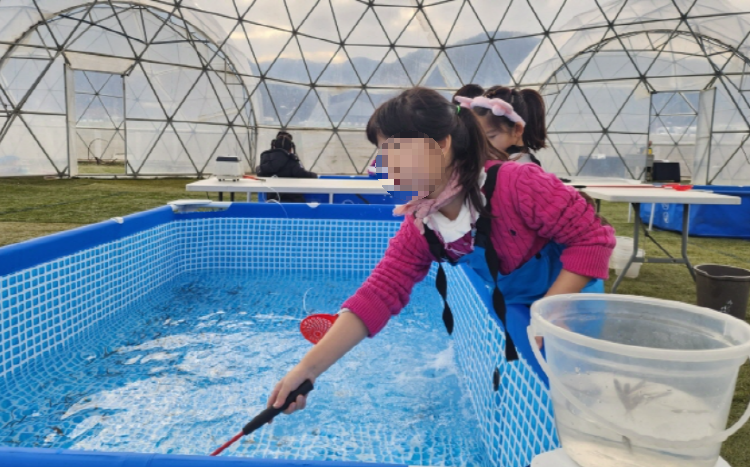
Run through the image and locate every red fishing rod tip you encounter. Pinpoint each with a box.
[211,431,244,456]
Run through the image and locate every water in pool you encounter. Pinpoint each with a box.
[0,271,487,466]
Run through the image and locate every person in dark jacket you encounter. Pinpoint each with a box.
[256,132,317,202]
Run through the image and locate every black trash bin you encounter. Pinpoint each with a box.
[695,264,750,320]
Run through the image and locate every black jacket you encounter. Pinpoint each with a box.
[256,148,317,202]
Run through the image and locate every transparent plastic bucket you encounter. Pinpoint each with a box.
[528,294,750,467]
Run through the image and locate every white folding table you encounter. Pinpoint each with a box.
[186,177,389,203]
[582,187,741,293]
[561,176,643,187]
[186,176,643,204]
[560,177,645,215]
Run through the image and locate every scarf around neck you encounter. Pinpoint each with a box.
[392,172,464,234]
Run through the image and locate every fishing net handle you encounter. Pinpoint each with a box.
[527,326,750,449]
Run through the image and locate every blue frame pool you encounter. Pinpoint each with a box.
[0,202,558,467]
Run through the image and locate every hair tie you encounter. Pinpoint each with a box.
[456,105,461,115]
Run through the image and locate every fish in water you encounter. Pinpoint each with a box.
[614,378,672,414]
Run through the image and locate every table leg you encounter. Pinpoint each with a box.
[612,203,642,294]
[596,199,601,213]
[682,204,696,280]
[648,203,656,231]
[230,192,235,202]
[219,192,223,202]
[329,193,334,204]
[247,192,251,202]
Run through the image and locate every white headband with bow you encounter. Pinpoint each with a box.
[455,95,525,126]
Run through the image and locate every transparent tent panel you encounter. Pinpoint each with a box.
[124,120,166,173]
[545,132,602,175]
[692,88,715,185]
[712,140,750,185]
[0,0,749,181]
[700,133,750,185]
[74,128,125,164]
[0,114,66,176]
[311,133,357,174]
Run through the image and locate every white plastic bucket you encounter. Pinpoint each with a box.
[610,237,644,279]
[528,294,750,467]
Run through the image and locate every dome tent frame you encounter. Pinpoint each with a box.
[514,0,750,185]
[0,1,256,178]
[538,28,750,183]
[0,0,749,183]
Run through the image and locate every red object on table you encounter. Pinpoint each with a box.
[665,184,693,191]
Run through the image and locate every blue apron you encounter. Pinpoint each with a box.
[458,241,603,384]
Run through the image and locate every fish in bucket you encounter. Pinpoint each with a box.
[528,294,750,467]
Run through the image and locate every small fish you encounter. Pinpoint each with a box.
[52,426,63,436]
[614,378,670,413]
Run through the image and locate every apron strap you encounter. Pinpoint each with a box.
[477,165,518,362]
[424,226,454,334]
[423,164,518,362]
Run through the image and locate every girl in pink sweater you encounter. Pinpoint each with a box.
[268,88,615,413]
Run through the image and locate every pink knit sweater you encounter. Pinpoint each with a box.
[342,161,616,337]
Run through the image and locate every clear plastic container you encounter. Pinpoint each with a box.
[529,294,750,467]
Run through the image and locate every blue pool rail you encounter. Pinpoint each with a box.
[1,447,408,467]
[0,202,400,277]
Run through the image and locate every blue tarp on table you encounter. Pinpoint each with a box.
[640,186,750,240]
[259,175,398,205]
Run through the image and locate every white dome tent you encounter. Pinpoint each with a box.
[0,0,749,184]
[516,0,750,186]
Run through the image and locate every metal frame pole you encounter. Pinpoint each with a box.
[64,64,78,178]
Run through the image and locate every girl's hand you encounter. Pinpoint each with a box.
[265,311,369,419]
[267,364,317,416]
[537,270,593,350]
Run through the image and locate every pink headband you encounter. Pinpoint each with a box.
[455,95,525,126]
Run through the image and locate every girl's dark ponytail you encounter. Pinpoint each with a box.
[519,89,547,151]
[452,99,508,212]
[454,84,484,99]
[482,86,547,152]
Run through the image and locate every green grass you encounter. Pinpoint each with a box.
[0,178,219,242]
[77,160,127,175]
[0,177,749,465]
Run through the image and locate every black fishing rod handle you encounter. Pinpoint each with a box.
[279,379,314,411]
[242,380,314,435]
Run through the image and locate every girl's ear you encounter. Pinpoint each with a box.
[437,135,452,153]
[437,135,453,166]
[514,122,525,143]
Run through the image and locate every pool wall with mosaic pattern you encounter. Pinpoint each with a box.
[0,202,558,467]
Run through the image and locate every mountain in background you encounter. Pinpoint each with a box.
[255,32,541,125]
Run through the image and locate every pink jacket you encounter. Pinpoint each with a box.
[343,161,616,337]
